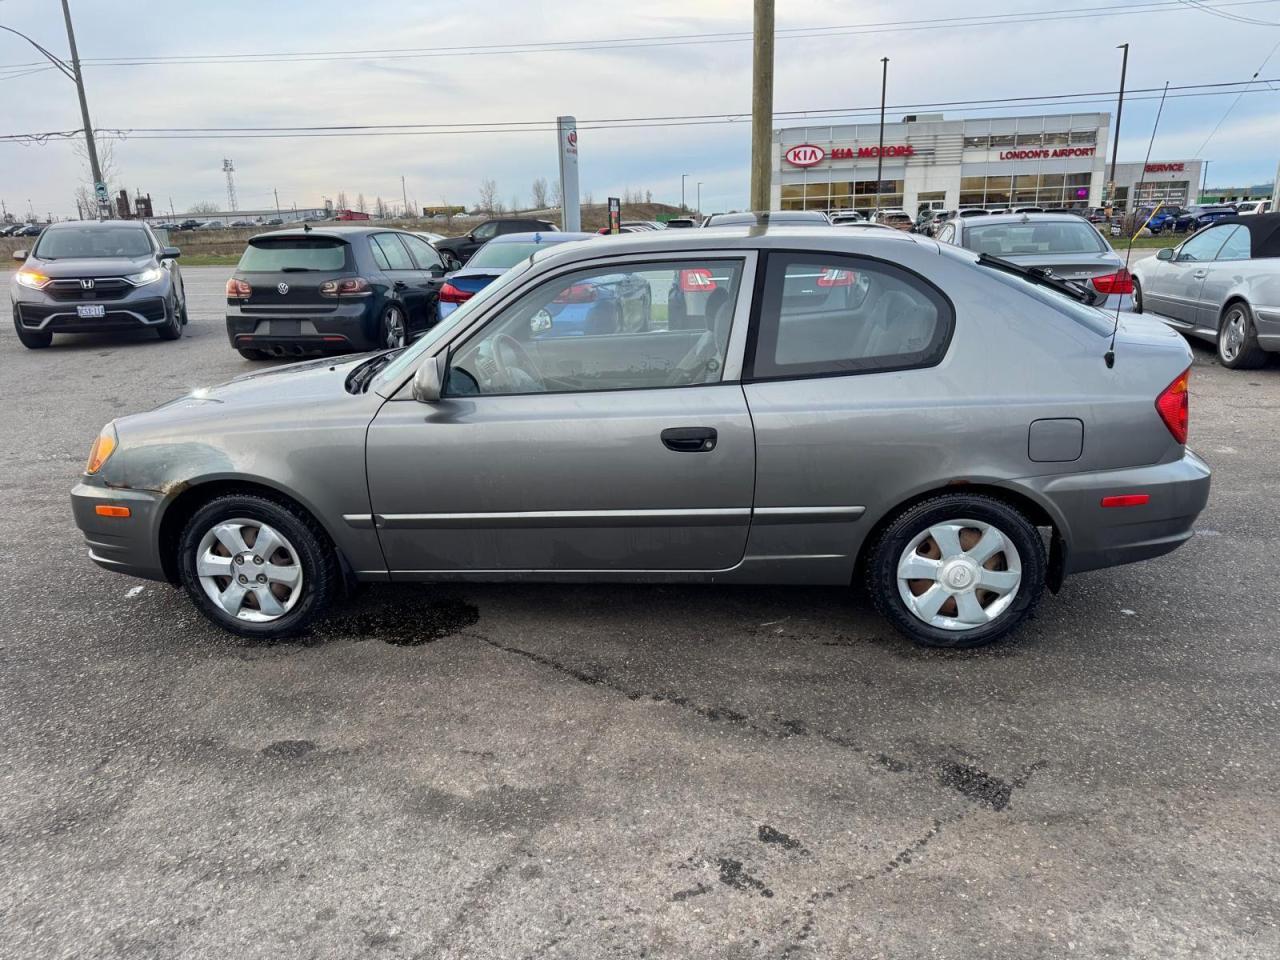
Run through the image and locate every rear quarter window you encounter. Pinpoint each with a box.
[238,238,347,272]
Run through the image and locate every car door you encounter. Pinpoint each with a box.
[1154,226,1233,322]
[1195,224,1251,332]
[398,233,448,330]
[462,221,499,261]
[365,252,757,575]
[370,233,430,329]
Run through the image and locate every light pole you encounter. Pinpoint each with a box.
[697,181,703,214]
[1,6,105,217]
[875,57,889,217]
[681,174,689,211]
[1201,161,1211,203]
[1108,42,1129,214]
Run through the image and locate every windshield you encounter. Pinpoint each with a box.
[468,241,553,270]
[238,237,347,272]
[371,257,536,395]
[964,220,1106,256]
[35,226,151,259]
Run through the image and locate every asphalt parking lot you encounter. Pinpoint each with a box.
[3,265,1278,959]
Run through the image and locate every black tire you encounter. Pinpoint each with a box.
[1131,278,1144,314]
[1216,301,1268,370]
[238,347,269,361]
[179,294,190,326]
[156,296,183,341]
[13,313,52,349]
[867,494,1046,649]
[178,493,338,639]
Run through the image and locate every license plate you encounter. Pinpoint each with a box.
[76,304,106,318]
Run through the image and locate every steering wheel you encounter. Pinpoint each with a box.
[493,334,545,392]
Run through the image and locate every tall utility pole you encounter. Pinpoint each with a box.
[273,188,281,219]
[1108,42,1129,212]
[697,181,703,213]
[58,0,104,216]
[1201,161,1211,203]
[681,173,688,210]
[749,0,774,212]
[401,175,409,218]
[875,57,889,217]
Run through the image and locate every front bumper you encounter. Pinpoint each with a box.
[1013,449,1211,575]
[70,481,169,582]
[14,296,169,332]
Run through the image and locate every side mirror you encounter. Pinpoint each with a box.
[411,351,448,403]
[161,246,181,259]
[12,250,27,262]
[466,232,476,242]
[1156,247,1175,261]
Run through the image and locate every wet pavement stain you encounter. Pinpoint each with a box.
[670,882,712,902]
[260,739,318,760]
[758,824,805,851]
[717,858,774,898]
[319,596,479,646]
[937,762,1014,811]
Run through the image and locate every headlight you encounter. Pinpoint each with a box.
[126,266,163,286]
[15,269,51,290]
[85,422,119,475]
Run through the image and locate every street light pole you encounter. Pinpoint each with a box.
[875,57,889,217]
[681,173,688,210]
[697,181,702,214]
[58,0,105,216]
[1106,42,1129,215]
[749,0,774,212]
[1201,160,1211,203]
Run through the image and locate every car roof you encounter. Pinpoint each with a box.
[248,225,401,241]
[960,212,1100,227]
[43,219,148,230]
[704,210,831,227]
[484,231,593,244]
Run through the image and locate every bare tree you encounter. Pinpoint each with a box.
[187,200,220,215]
[374,196,387,219]
[510,194,521,214]
[550,179,562,208]
[356,193,367,213]
[72,137,120,218]
[336,191,349,211]
[645,189,652,203]
[477,178,498,213]
[583,191,594,208]
[531,177,549,208]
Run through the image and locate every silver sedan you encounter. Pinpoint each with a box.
[71,225,1210,649]
[1131,213,1280,369]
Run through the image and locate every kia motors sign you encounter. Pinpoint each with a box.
[784,144,825,167]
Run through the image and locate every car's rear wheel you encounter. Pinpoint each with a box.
[1217,302,1268,370]
[381,304,407,349]
[178,494,338,639]
[1132,278,1144,314]
[13,313,52,349]
[867,494,1046,648]
[156,296,183,341]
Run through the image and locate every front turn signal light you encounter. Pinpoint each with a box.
[15,270,51,290]
[86,423,118,475]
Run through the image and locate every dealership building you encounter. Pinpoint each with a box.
[772,112,1203,215]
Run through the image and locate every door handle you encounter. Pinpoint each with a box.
[394,280,408,290]
[661,427,717,452]
[1192,270,1207,279]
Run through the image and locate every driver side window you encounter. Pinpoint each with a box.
[444,259,745,397]
[1177,227,1230,262]
[473,223,498,241]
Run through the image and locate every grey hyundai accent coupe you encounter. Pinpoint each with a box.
[71,226,1210,648]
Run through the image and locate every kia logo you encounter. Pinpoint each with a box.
[277,282,289,295]
[784,144,825,167]
[567,130,577,148]
[80,278,94,290]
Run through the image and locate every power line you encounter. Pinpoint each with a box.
[1192,36,1280,157]
[2,0,1279,69]
[1178,0,1280,24]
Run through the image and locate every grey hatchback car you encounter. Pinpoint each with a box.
[71,226,1210,648]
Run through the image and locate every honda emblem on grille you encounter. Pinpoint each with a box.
[80,279,94,290]
[277,282,289,295]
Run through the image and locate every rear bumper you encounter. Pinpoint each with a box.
[1011,449,1211,575]
[226,301,375,354]
[70,481,169,582]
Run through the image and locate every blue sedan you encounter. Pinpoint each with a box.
[1174,205,1236,233]
[438,232,594,320]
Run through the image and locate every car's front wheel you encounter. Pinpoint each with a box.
[867,494,1046,648]
[156,296,183,341]
[1217,302,1268,370]
[13,312,52,349]
[178,494,338,639]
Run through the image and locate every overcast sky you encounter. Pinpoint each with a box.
[2,0,1279,219]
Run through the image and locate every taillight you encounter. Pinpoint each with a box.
[439,282,473,304]
[679,268,717,293]
[552,282,598,304]
[1155,367,1190,444]
[319,277,371,297]
[1091,268,1133,295]
[225,277,251,298]
[817,268,856,288]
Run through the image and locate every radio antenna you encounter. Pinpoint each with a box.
[1107,80,1169,369]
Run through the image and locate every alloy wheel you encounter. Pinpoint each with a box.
[896,519,1022,631]
[1220,308,1246,363]
[195,518,304,622]
[384,307,406,349]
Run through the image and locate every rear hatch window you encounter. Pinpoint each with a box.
[238,237,348,272]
